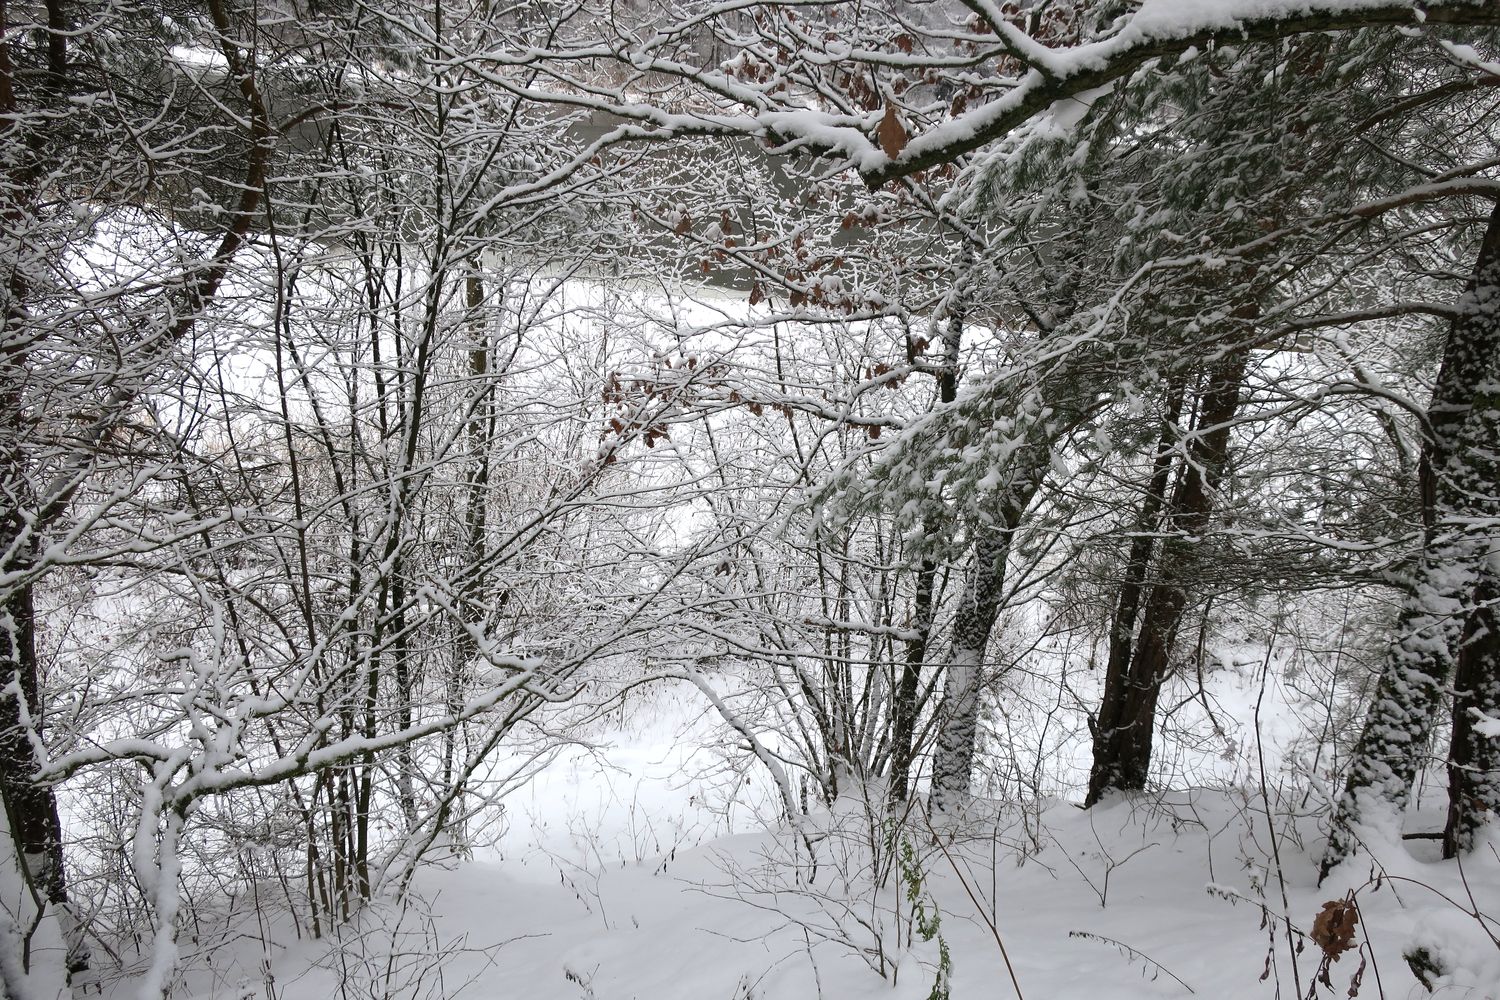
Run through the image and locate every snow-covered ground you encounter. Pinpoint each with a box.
[125,668,1500,1000]
[485,683,780,874]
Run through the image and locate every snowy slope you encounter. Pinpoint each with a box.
[159,790,1500,1000]
[125,673,1500,1000]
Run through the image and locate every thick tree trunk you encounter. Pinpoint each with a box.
[1321,199,1500,880]
[1100,386,1186,700]
[1320,506,1490,878]
[1444,569,1500,857]
[927,529,1014,813]
[1086,350,1249,806]
[1,8,93,963]
[927,455,1048,813]
[391,575,417,832]
[1085,382,1186,801]
[0,582,94,995]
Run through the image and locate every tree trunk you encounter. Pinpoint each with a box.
[392,574,418,832]
[927,451,1049,813]
[1085,380,1186,800]
[1086,350,1249,806]
[889,554,936,807]
[1444,569,1500,857]
[1321,199,1500,880]
[0,582,94,995]
[888,313,961,808]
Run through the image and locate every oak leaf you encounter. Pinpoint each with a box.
[877,103,907,159]
[1311,900,1358,961]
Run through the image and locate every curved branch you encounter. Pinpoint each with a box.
[865,1,1500,186]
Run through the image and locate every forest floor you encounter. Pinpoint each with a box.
[138,682,1500,1000]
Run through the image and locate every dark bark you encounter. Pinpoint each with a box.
[0,579,92,989]
[1322,199,1500,879]
[392,574,417,832]
[888,555,936,807]
[1440,285,1500,858]
[0,3,94,988]
[1444,570,1500,857]
[438,266,494,850]
[1086,349,1249,806]
[1090,378,1187,759]
[888,314,961,807]
[0,585,62,898]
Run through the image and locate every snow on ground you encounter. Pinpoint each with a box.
[485,681,780,874]
[174,788,1500,1000]
[111,670,1500,1000]
[974,635,1345,804]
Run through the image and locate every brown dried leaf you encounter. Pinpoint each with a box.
[1348,954,1366,997]
[1311,900,1359,962]
[877,102,907,159]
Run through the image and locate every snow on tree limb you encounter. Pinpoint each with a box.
[484,1,1500,188]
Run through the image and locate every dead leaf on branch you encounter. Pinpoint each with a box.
[877,102,907,159]
[1311,899,1359,961]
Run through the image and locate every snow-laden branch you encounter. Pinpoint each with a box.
[874,0,1500,184]
[39,656,543,797]
[482,1,1500,188]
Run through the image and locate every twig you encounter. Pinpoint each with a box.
[918,807,1026,1000]
[1451,851,1500,949]
[1344,894,1385,1000]
[1252,631,1303,1000]
[1068,930,1196,994]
